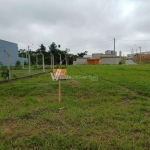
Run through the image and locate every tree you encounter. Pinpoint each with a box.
[77,51,88,57]
[48,42,68,65]
[1,69,9,80]
[49,42,57,54]
[18,49,26,57]
[35,44,46,65]
[15,60,21,69]
[0,62,3,68]
[36,44,46,54]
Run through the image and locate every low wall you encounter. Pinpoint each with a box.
[102,58,122,64]
[73,58,87,65]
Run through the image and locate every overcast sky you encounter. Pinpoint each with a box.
[0,0,150,56]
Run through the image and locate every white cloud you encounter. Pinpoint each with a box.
[0,0,150,56]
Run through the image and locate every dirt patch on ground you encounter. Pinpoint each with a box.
[37,92,66,102]
[75,93,100,100]
[4,120,17,133]
[119,99,132,106]
[67,80,81,87]
[29,107,50,119]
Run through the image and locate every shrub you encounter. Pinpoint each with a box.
[15,60,21,69]
[119,61,122,65]
[0,62,3,68]
[1,69,9,79]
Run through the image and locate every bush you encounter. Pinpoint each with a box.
[0,62,7,70]
[0,62,3,68]
[119,61,122,65]
[1,69,9,79]
[15,60,22,69]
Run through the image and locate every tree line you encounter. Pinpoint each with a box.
[19,42,88,65]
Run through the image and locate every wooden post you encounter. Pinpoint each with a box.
[36,54,38,68]
[22,55,24,69]
[41,53,45,72]
[53,55,54,70]
[4,50,10,80]
[59,79,61,103]
[50,54,52,70]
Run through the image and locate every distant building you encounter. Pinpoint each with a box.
[83,55,92,59]
[73,58,87,65]
[92,53,114,59]
[119,51,122,57]
[127,54,134,59]
[73,52,122,65]
[105,50,117,56]
[0,39,22,66]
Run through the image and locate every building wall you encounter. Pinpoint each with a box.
[87,59,101,65]
[105,50,117,56]
[102,58,122,64]
[100,54,115,58]
[92,53,114,58]
[0,39,21,66]
[83,55,92,59]
[134,54,150,62]
[73,58,87,65]
[119,51,122,57]
[105,50,112,54]
[127,54,134,59]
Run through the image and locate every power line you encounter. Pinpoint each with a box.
[116,41,134,47]
[116,39,150,41]
[65,40,113,47]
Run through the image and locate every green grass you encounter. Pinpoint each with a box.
[0,68,50,81]
[0,64,150,149]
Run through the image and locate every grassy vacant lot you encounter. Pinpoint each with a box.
[0,68,49,81]
[0,64,150,149]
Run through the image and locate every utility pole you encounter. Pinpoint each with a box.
[139,46,141,64]
[22,55,24,69]
[58,53,62,68]
[131,48,133,59]
[4,50,10,80]
[28,46,31,75]
[36,54,38,68]
[65,48,70,67]
[50,53,53,70]
[50,53,52,69]
[28,44,33,75]
[53,54,54,70]
[114,38,115,58]
[40,52,45,72]
[50,53,54,71]
[26,52,27,58]
[65,53,67,67]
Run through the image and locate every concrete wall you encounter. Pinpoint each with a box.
[73,58,87,65]
[87,59,101,65]
[100,54,115,58]
[0,39,22,66]
[92,53,102,59]
[102,58,122,64]
[92,53,114,59]
[83,55,92,59]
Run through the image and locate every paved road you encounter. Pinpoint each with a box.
[125,60,137,65]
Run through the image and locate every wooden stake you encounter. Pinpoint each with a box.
[59,79,61,103]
